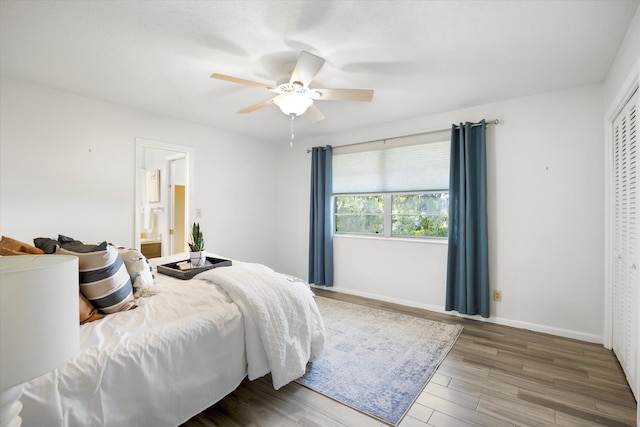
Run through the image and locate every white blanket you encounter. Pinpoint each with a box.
[199,262,326,389]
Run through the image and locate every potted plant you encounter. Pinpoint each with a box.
[188,222,206,267]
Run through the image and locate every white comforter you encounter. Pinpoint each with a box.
[19,259,325,427]
[199,262,326,390]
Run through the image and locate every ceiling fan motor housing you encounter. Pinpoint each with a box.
[277,82,321,99]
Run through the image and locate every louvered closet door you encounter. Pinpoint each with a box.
[612,88,638,399]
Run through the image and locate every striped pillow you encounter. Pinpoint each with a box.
[58,244,136,314]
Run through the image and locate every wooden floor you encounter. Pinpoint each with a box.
[182,289,638,427]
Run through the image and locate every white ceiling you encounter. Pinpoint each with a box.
[1,0,638,144]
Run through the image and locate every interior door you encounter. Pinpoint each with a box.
[169,156,187,255]
[612,88,638,399]
[173,184,186,253]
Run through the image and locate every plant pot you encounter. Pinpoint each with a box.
[189,250,206,267]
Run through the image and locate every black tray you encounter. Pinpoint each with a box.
[157,256,232,280]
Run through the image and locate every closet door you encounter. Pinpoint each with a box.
[612,88,638,399]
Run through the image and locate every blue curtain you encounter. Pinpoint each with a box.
[308,145,333,286]
[446,120,490,318]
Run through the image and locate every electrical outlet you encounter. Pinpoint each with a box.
[196,208,202,218]
[493,290,502,302]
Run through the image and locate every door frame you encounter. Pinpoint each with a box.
[134,138,194,256]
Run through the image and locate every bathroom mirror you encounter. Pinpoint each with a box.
[135,138,194,259]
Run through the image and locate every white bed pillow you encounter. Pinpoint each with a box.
[114,246,154,289]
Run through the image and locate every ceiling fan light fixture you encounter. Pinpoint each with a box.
[273,92,313,116]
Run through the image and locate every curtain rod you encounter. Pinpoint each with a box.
[306,119,500,153]
[456,118,500,129]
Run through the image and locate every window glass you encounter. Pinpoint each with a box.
[335,195,384,234]
[391,193,448,237]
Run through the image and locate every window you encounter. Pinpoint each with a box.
[334,192,448,238]
[335,195,383,234]
[333,131,450,239]
[391,192,448,237]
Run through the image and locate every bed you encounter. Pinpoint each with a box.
[19,255,326,427]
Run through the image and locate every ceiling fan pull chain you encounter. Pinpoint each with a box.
[290,113,295,147]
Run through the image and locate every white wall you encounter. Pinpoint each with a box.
[604,6,640,110]
[276,83,605,343]
[0,77,278,266]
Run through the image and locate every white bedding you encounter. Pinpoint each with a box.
[19,259,325,427]
[199,262,325,389]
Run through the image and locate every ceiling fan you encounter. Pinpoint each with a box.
[210,51,374,124]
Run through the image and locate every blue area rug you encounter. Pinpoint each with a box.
[296,296,462,426]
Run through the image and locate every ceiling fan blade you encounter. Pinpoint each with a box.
[314,88,374,102]
[210,73,275,91]
[305,104,326,123]
[290,51,325,87]
[236,98,275,114]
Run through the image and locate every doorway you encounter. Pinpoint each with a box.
[134,139,194,258]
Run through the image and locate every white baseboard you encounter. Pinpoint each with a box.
[313,285,603,345]
[490,317,603,344]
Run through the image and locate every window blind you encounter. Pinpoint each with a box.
[333,137,450,194]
